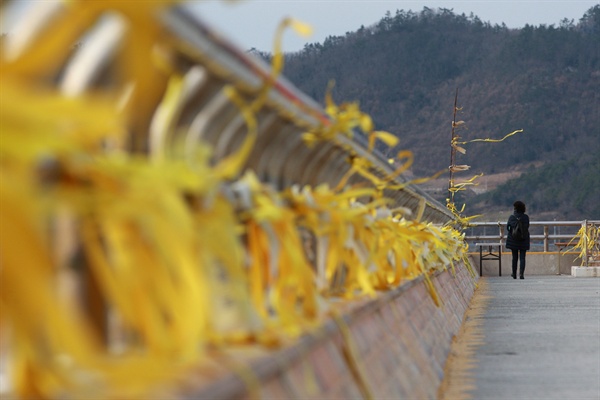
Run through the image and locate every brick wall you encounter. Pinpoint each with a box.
[177,261,478,399]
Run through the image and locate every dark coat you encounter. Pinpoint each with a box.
[506,212,530,250]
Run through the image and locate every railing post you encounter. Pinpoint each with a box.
[584,219,589,267]
[498,222,503,246]
[544,225,549,252]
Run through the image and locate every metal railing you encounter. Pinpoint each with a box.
[465,220,600,253]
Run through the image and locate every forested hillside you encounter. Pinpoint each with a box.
[273,6,600,220]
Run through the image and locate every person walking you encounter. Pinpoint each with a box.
[506,200,530,279]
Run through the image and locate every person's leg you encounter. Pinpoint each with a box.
[519,249,527,279]
[511,249,518,279]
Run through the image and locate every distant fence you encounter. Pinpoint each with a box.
[464,220,600,252]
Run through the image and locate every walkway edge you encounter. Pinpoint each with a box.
[439,278,490,400]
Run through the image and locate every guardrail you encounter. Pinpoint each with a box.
[162,7,454,223]
[465,220,600,253]
[2,3,462,398]
[5,3,452,224]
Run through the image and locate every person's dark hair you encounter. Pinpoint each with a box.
[513,200,526,213]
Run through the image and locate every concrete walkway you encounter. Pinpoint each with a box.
[469,276,600,400]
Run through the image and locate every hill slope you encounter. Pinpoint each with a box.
[276,6,600,220]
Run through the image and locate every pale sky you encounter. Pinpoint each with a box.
[184,1,599,52]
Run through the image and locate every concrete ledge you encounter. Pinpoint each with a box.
[571,266,600,277]
[176,262,479,399]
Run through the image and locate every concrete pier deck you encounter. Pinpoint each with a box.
[456,276,600,399]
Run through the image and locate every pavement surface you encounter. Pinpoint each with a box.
[469,276,600,400]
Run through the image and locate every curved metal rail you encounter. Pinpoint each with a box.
[3,2,453,224]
